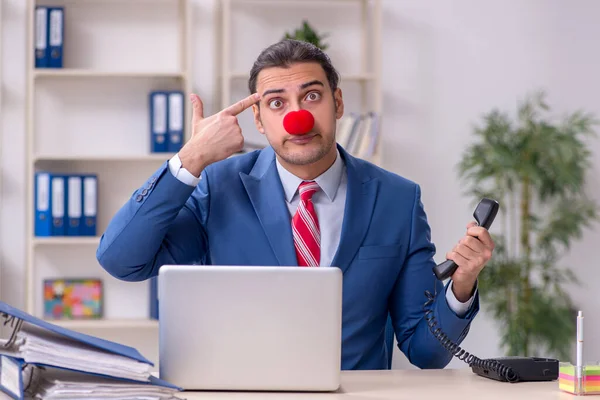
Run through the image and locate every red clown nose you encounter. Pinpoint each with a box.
[283,109,315,135]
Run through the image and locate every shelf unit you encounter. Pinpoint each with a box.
[24,0,192,364]
[218,0,383,165]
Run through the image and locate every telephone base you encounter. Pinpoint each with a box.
[471,356,559,382]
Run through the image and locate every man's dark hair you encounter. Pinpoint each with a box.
[248,39,340,96]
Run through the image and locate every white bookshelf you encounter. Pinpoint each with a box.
[24,0,192,365]
[218,0,383,165]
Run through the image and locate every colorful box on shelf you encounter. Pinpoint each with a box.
[559,363,600,395]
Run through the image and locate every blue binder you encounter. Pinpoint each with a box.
[150,91,168,152]
[50,174,66,236]
[81,174,97,236]
[167,91,184,152]
[47,7,64,68]
[0,356,24,400]
[67,175,82,236]
[0,300,182,399]
[34,172,52,237]
[0,301,153,366]
[0,355,180,400]
[34,6,49,68]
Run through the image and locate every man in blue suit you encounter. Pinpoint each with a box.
[97,39,495,371]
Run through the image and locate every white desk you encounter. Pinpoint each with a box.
[182,368,573,399]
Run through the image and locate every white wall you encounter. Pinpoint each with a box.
[2,0,600,370]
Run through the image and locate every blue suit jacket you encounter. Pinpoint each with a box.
[97,144,479,370]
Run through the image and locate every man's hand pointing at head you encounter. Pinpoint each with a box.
[178,92,261,177]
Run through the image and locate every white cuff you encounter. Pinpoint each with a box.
[445,280,477,318]
[169,154,201,187]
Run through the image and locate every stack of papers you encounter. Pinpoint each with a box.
[26,365,182,399]
[16,324,152,382]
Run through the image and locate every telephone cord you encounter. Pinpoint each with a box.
[423,287,519,383]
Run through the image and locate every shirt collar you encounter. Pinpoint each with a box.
[276,148,344,203]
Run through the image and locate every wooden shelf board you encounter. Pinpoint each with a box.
[34,69,186,79]
[228,72,375,81]
[33,236,100,246]
[44,319,159,330]
[231,0,362,5]
[33,154,176,162]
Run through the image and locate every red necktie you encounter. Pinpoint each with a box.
[292,181,321,267]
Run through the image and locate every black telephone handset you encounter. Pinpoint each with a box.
[433,198,499,281]
[423,198,559,383]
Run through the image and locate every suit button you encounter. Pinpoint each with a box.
[136,194,143,202]
[150,177,157,183]
[141,189,148,195]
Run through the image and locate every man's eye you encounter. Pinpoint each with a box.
[268,99,283,109]
[305,92,321,101]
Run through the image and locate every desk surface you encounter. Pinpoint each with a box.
[182,368,574,399]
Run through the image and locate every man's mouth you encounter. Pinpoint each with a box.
[288,132,317,144]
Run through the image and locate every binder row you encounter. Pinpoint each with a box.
[150,91,184,153]
[35,173,97,237]
[35,6,64,68]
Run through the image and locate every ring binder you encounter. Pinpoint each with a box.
[1,312,23,348]
[0,301,183,399]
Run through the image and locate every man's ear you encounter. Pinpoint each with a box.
[333,88,344,119]
[252,104,265,134]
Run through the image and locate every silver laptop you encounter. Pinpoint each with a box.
[157,265,343,392]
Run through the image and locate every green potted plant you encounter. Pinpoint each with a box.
[457,90,598,360]
[283,20,329,50]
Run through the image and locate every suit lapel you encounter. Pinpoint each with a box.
[331,146,379,274]
[240,147,297,266]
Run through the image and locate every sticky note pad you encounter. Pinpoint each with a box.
[559,364,600,395]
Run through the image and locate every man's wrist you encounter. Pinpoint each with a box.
[451,278,477,303]
[169,154,202,187]
[178,147,207,178]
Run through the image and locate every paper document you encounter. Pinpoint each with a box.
[0,323,151,382]
[27,365,183,399]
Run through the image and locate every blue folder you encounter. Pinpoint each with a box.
[149,91,168,152]
[167,91,184,152]
[0,301,152,365]
[0,355,180,400]
[50,174,66,236]
[66,175,82,236]
[34,6,49,68]
[81,174,98,236]
[47,7,64,68]
[0,301,183,399]
[34,172,52,237]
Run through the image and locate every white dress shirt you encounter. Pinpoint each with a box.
[169,152,475,316]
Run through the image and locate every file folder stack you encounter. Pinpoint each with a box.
[0,301,183,399]
[34,6,64,69]
[150,91,184,153]
[35,172,97,237]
